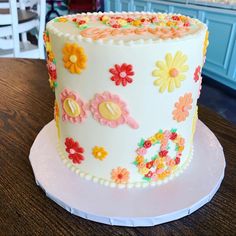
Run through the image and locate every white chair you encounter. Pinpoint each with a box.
[0,0,46,59]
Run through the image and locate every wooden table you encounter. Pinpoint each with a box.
[0,58,235,235]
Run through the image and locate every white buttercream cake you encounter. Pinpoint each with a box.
[44,12,209,188]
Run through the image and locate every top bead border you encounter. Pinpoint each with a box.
[46,11,207,46]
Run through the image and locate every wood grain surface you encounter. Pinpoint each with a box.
[0,58,235,236]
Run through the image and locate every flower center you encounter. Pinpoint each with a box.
[181,106,187,112]
[98,101,122,121]
[169,68,179,77]
[97,152,102,157]
[69,54,77,63]
[117,173,123,179]
[119,72,127,78]
[69,148,75,154]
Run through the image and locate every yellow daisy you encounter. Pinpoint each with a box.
[152,51,189,93]
[191,106,198,142]
[62,43,87,74]
[92,146,108,160]
[203,31,209,57]
[54,100,60,139]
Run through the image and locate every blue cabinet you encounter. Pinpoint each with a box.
[104,0,236,90]
[150,2,169,13]
[202,12,236,88]
[133,0,151,11]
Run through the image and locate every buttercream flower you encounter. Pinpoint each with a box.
[56,17,68,23]
[203,31,209,57]
[155,132,164,141]
[65,137,84,164]
[152,51,189,93]
[136,155,144,164]
[109,63,134,87]
[172,93,193,122]
[54,100,60,139]
[63,43,87,74]
[143,140,152,148]
[92,146,108,160]
[60,88,88,123]
[111,167,130,184]
[47,60,57,80]
[194,66,201,82]
[90,91,139,129]
[136,147,147,156]
[198,76,203,98]
[139,167,149,175]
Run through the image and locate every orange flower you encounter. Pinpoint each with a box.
[136,156,144,164]
[111,167,129,184]
[62,43,87,74]
[155,132,164,141]
[172,93,193,122]
[92,146,108,160]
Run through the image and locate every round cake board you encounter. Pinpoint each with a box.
[29,120,225,227]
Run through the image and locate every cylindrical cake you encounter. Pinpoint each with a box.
[45,12,208,188]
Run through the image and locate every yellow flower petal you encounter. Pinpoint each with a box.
[165,53,173,67]
[168,78,175,92]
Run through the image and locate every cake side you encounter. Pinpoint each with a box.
[45,12,208,188]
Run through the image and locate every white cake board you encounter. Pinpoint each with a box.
[29,120,225,227]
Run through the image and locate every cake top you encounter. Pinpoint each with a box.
[47,12,206,44]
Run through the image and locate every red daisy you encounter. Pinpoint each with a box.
[194,66,201,82]
[65,137,85,164]
[109,63,134,87]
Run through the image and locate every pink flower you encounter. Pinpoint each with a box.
[47,60,57,81]
[60,89,88,124]
[65,137,84,164]
[109,63,134,86]
[198,76,203,98]
[194,66,201,82]
[136,147,147,156]
[90,91,139,129]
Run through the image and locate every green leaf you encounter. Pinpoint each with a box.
[133,161,138,166]
[171,128,177,133]
[151,155,157,161]
[143,176,151,182]
[138,138,145,147]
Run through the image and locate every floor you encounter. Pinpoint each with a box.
[198,77,236,125]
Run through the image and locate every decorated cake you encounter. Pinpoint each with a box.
[44,12,208,188]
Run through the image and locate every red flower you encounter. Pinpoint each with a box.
[65,138,85,164]
[47,60,57,81]
[183,22,190,27]
[194,66,201,82]
[143,140,152,148]
[109,63,134,87]
[172,15,180,21]
[145,171,153,178]
[175,157,181,165]
[159,150,168,157]
[146,160,154,169]
[170,132,177,140]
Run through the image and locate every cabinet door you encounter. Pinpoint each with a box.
[203,11,236,83]
[150,2,169,13]
[172,6,198,18]
[133,0,150,11]
[119,0,133,11]
[104,0,116,11]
